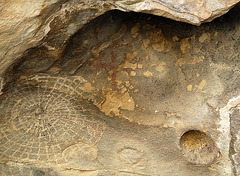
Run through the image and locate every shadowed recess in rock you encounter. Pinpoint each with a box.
[180,130,219,165]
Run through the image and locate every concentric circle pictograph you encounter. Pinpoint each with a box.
[0,76,105,163]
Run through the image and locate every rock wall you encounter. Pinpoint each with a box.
[1,7,240,175]
[0,0,239,79]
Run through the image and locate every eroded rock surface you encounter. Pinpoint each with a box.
[1,7,240,175]
[0,0,239,80]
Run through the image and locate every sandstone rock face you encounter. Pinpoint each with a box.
[0,0,239,80]
[1,1,240,176]
[0,0,106,77]
[1,7,240,175]
[115,0,240,24]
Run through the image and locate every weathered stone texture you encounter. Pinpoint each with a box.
[0,0,107,77]
[0,0,239,79]
[1,1,240,176]
[1,7,240,175]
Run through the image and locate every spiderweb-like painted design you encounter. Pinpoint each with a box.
[0,75,105,163]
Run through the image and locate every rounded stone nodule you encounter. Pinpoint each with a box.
[180,130,218,165]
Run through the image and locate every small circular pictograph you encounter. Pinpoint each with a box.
[180,130,219,165]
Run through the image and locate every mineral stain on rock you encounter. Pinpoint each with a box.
[95,87,135,118]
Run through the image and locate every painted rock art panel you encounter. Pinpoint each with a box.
[1,7,240,176]
[0,76,105,167]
